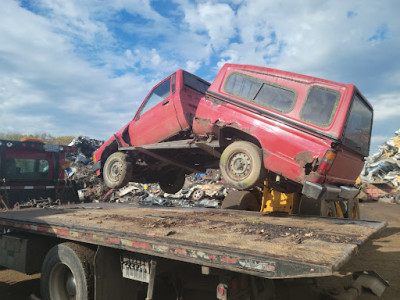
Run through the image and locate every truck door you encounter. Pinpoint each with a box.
[129,74,182,146]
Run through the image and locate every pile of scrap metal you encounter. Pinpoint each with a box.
[104,169,233,208]
[358,129,400,204]
[66,136,109,202]
[64,138,231,207]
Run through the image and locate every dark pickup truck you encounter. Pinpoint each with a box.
[93,64,373,214]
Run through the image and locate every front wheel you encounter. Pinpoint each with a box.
[103,152,133,189]
[220,141,264,190]
[159,169,185,194]
[40,242,95,300]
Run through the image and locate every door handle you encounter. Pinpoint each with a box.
[162,100,169,106]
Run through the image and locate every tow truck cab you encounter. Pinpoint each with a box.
[0,139,77,207]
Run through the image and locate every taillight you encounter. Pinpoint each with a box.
[318,150,337,175]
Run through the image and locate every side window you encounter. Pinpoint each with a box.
[138,78,171,117]
[254,84,296,113]
[224,73,296,113]
[225,73,261,100]
[300,86,340,127]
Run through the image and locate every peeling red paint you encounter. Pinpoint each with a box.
[132,241,152,250]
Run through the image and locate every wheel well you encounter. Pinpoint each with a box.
[219,127,262,149]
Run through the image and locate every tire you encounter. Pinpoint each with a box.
[320,200,337,217]
[346,198,361,219]
[191,189,205,201]
[220,141,264,190]
[159,169,185,194]
[222,191,260,211]
[395,194,400,205]
[103,152,133,189]
[40,242,95,300]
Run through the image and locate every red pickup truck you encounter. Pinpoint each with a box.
[93,64,373,207]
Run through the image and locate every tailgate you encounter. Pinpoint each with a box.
[326,145,365,185]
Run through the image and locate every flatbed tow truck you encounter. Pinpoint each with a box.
[0,202,387,300]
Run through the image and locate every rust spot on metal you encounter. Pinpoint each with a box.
[215,120,251,134]
[295,151,319,176]
[194,117,212,127]
[206,95,224,106]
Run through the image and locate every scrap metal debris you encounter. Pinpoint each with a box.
[64,137,231,208]
[359,129,400,203]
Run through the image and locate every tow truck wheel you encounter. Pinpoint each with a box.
[103,152,133,189]
[41,242,95,300]
[222,191,260,211]
[159,169,185,194]
[220,141,264,190]
[346,198,361,219]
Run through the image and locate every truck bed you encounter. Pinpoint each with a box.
[0,203,385,279]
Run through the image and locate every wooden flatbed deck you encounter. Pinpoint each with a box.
[0,203,386,279]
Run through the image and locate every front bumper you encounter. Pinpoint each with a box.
[302,181,360,201]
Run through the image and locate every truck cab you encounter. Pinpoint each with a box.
[93,70,210,192]
[0,139,77,207]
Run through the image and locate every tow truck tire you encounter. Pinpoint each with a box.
[159,169,185,194]
[220,141,264,190]
[103,152,133,189]
[41,242,95,300]
[222,191,260,211]
[346,198,361,219]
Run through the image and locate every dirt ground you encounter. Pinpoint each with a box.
[0,201,399,300]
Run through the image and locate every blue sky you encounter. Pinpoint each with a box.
[0,0,399,155]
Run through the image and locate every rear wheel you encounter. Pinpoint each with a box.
[41,242,95,300]
[222,191,260,211]
[103,152,133,189]
[220,141,264,190]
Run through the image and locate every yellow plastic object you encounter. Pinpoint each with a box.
[260,182,298,213]
[335,201,344,218]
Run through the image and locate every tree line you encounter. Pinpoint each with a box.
[0,132,75,145]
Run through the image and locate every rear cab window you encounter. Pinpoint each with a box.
[3,157,50,180]
[342,93,373,156]
[183,71,210,94]
[224,72,297,113]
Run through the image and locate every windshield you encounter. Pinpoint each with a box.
[183,71,210,94]
[342,93,373,156]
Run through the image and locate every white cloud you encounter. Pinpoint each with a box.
[178,1,236,51]
[370,93,400,121]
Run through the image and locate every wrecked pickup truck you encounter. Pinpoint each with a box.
[93,64,373,212]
